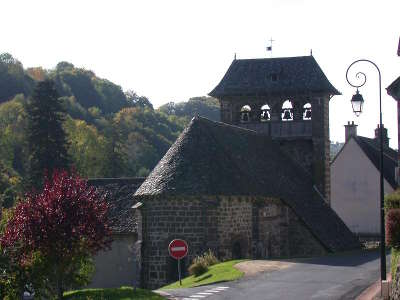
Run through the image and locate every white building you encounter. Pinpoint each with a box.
[331,122,397,236]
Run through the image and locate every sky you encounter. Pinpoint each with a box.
[1,0,399,146]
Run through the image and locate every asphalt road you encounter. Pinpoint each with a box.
[162,250,390,300]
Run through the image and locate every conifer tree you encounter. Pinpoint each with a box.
[26,80,70,188]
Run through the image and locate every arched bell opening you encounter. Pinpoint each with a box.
[240,105,251,123]
[260,104,271,122]
[281,100,293,121]
[303,103,312,120]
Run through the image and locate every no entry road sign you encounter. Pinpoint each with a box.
[168,239,188,260]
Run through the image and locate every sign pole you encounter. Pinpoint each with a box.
[168,239,188,286]
[178,258,182,286]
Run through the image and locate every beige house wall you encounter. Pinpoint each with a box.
[331,138,394,235]
[89,234,138,288]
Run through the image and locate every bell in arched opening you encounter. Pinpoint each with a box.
[282,109,292,121]
[281,100,293,121]
[303,103,312,120]
[240,105,251,123]
[260,104,270,122]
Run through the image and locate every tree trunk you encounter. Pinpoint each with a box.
[57,275,63,300]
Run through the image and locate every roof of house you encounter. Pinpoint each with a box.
[209,56,341,98]
[88,178,145,234]
[355,136,398,189]
[134,116,359,252]
[387,76,400,101]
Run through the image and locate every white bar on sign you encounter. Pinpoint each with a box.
[171,246,186,251]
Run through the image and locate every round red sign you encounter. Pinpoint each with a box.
[168,239,188,259]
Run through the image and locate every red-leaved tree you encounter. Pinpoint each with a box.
[386,208,400,248]
[0,170,112,299]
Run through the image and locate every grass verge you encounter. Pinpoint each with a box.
[160,259,246,290]
[392,247,400,282]
[63,287,165,300]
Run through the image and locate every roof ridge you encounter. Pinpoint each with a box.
[356,136,397,163]
[195,115,259,134]
[234,55,313,61]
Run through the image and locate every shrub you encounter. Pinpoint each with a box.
[202,249,219,266]
[188,256,208,277]
[188,249,219,277]
[385,190,400,212]
[386,209,400,248]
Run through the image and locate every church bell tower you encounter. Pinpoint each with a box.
[209,55,340,204]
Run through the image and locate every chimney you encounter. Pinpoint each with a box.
[345,121,358,142]
[375,124,390,147]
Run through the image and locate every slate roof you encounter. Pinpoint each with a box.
[209,56,341,98]
[354,136,398,189]
[89,178,145,234]
[134,116,359,252]
[387,76,400,101]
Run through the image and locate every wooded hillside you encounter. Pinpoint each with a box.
[0,53,219,207]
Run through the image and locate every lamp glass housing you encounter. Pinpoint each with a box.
[351,90,364,117]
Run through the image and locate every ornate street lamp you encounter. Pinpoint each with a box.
[346,59,387,294]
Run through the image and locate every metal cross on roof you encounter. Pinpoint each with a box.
[267,38,275,57]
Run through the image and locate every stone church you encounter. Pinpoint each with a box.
[132,55,360,289]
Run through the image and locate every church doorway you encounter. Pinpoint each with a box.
[232,241,242,259]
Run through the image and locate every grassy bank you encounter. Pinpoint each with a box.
[161,259,245,290]
[64,287,165,300]
[392,248,400,281]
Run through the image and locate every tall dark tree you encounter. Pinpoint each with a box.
[26,80,70,188]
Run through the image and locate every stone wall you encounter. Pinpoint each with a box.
[217,197,253,260]
[137,195,327,289]
[311,95,330,204]
[139,196,209,289]
[253,197,326,258]
[279,139,313,175]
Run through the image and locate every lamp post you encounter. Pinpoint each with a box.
[346,59,386,284]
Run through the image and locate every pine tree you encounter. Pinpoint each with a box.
[26,79,70,188]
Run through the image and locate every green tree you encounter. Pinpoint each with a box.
[26,80,70,188]
[0,53,34,103]
[158,96,220,121]
[125,90,154,110]
[64,117,110,178]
